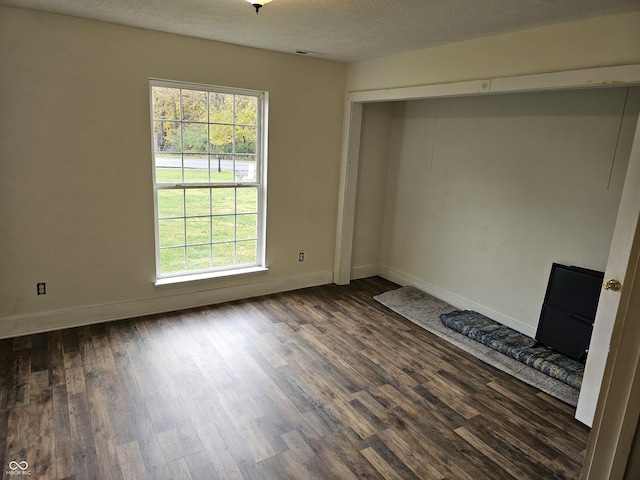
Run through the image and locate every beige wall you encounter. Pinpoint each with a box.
[354,87,640,335]
[347,11,640,92]
[0,6,346,336]
[2,5,638,340]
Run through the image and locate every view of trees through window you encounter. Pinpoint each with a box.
[151,82,265,278]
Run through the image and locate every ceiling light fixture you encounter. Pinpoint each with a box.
[247,0,272,14]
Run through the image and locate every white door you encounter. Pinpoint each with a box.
[576,111,640,427]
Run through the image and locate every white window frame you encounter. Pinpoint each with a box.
[150,78,268,285]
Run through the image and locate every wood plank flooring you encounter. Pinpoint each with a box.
[0,277,590,479]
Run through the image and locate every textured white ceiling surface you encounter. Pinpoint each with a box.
[1,0,639,61]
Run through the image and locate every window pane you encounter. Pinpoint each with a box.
[182,123,208,153]
[213,242,234,267]
[154,121,181,153]
[235,95,257,125]
[157,190,184,218]
[210,125,233,153]
[236,214,257,240]
[213,215,235,242]
[153,87,180,120]
[186,217,211,245]
[183,154,209,183]
[155,162,183,184]
[210,154,234,183]
[237,156,257,182]
[182,89,208,122]
[234,156,250,182]
[212,188,235,214]
[159,218,184,247]
[210,93,234,124]
[236,240,257,264]
[237,188,257,214]
[235,126,256,154]
[160,247,186,274]
[185,189,210,216]
[186,245,211,270]
[152,81,265,279]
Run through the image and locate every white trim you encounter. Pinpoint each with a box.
[155,266,269,286]
[488,64,640,94]
[379,265,536,338]
[149,78,266,98]
[350,263,380,280]
[348,64,640,103]
[259,91,269,272]
[350,79,489,103]
[0,270,333,339]
[333,100,363,285]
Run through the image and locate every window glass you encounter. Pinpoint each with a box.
[151,80,266,280]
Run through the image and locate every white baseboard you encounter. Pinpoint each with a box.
[0,270,334,339]
[379,265,537,338]
[351,263,380,280]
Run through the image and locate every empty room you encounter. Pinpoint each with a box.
[2,1,640,479]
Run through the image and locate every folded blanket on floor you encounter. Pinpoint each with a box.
[440,310,584,390]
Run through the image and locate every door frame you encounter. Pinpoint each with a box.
[580,113,640,479]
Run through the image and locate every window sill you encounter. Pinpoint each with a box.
[155,266,269,286]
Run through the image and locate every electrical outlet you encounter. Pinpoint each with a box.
[298,252,304,262]
[37,282,46,295]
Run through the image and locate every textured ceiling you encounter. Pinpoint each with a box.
[2,0,639,62]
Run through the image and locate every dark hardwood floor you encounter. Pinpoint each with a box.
[0,277,590,479]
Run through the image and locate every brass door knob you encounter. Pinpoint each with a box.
[604,279,622,291]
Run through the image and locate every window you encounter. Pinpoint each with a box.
[150,79,267,283]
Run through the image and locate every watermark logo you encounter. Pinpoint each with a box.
[6,460,31,476]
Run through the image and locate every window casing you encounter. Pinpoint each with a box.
[150,79,267,282]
